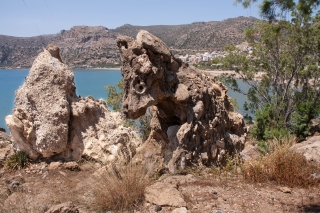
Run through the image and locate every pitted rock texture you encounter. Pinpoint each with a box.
[291,135,320,163]
[5,45,140,163]
[0,131,14,167]
[117,30,246,173]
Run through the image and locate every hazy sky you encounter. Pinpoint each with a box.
[1,0,261,37]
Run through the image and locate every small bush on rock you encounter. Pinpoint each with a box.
[5,151,30,170]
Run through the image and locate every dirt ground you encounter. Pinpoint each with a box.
[0,161,319,213]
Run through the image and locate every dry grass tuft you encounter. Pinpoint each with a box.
[0,191,53,213]
[211,153,243,182]
[243,137,320,187]
[88,162,150,212]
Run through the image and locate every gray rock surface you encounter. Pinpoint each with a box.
[291,135,320,163]
[0,132,14,167]
[171,207,188,213]
[117,30,246,173]
[5,45,141,164]
[145,181,187,207]
[240,142,260,161]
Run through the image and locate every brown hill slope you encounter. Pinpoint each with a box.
[0,16,259,68]
[114,16,258,50]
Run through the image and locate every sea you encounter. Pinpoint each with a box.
[0,69,249,132]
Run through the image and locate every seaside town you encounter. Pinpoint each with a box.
[176,43,253,65]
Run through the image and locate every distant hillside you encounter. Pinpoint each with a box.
[0,16,259,69]
[114,16,258,50]
[0,26,120,69]
[56,26,121,68]
[0,35,57,68]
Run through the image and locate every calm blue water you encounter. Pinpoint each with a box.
[0,69,248,132]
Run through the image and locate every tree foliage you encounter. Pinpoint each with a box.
[222,7,320,139]
[105,81,123,112]
[105,79,152,141]
[234,0,320,21]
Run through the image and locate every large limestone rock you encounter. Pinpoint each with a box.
[5,45,140,163]
[117,30,246,173]
[291,136,320,163]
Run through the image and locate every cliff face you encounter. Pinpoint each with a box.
[0,16,259,69]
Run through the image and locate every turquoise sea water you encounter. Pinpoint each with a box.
[0,69,248,132]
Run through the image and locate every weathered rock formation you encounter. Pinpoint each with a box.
[5,45,140,163]
[117,30,246,173]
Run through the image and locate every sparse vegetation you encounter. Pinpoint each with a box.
[5,151,30,170]
[88,163,150,212]
[224,45,236,52]
[242,137,320,187]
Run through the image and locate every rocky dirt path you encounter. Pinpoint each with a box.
[143,173,320,213]
[0,162,319,213]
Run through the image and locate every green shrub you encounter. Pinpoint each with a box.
[291,100,320,139]
[5,151,30,170]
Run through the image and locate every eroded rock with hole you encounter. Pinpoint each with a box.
[5,45,141,164]
[117,30,246,173]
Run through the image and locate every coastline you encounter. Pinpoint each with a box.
[203,69,264,80]
[203,69,240,77]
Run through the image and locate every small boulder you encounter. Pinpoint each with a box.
[171,207,188,213]
[145,181,186,208]
[63,162,80,171]
[48,162,63,170]
[279,187,291,193]
[291,136,320,163]
[240,142,260,161]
